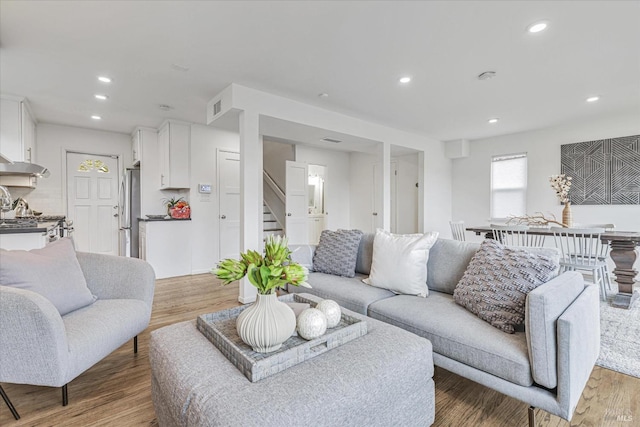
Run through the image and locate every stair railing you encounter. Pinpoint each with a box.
[263,171,286,232]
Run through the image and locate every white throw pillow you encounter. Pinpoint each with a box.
[363,229,439,297]
[0,238,97,315]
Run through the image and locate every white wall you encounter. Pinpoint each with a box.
[263,139,294,191]
[188,124,239,274]
[349,152,378,233]
[349,152,423,234]
[452,112,640,242]
[221,84,453,235]
[394,153,419,234]
[16,123,131,215]
[294,145,351,231]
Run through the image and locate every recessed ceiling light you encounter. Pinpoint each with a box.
[527,21,548,33]
[94,94,108,100]
[399,76,412,84]
[586,96,600,103]
[488,118,499,124]
[318,93,329,98]
[91,115,102,120]
[97,76,112,83]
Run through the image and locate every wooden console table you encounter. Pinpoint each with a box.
[467,226,640,309]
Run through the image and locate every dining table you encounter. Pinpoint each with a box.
[466,226,640,310]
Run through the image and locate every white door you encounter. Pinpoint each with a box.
[390,161,398,233]
[66,152,119,255]
[285,160,309,245]
[372,163,383,231]
[218,150,240,261]
[372,162,398,232]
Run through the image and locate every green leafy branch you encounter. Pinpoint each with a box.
[213,235,311,295]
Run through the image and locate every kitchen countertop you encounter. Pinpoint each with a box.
[0,221,60,234]
[138,217,192,222]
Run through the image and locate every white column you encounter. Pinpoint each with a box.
[380,141,391,231]
[418,151,427,233]
[238,110,262,304]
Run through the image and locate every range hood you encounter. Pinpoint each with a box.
[0,161,50,178]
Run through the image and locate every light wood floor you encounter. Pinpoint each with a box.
[2,274,638,426]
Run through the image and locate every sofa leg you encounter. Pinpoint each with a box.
[62,384,68,406]
[0,384,20,420]
[528,406,536,427]
[134,335,138,354]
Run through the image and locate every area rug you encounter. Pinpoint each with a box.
[596,285,640,378]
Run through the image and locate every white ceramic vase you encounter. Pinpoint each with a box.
[236,293,296,353]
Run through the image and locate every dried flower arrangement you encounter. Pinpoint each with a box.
[549,174,572,204]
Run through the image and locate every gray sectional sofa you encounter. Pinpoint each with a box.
[289,234,600,426]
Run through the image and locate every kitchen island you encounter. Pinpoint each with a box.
[0,217,66,250]
[138,217,192,279]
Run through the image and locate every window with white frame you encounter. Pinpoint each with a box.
[490,153,527,221]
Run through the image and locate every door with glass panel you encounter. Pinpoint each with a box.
[66,152,119,255]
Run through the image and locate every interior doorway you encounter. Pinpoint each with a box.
[307,164,327,244]
[66,151,119,255]
[218,149,240,261]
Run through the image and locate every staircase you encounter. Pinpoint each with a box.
[263,204,284,241]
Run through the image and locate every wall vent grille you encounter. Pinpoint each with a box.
[321,137,342,143]
[213,100,222,116]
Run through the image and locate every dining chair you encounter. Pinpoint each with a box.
[490,224,546,247]
[449,221,466,241]
[551,227,608,301]
[574,223,615,291]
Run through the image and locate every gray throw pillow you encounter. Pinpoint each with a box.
[0,238,97,315]
[312,229,364,278]
[453,239,559,334]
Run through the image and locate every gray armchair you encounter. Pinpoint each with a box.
[0,252,155,419]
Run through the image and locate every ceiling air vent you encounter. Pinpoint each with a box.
[321,137,342,143]
[213,100,222,116]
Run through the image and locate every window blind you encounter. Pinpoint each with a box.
[491,153,527,220]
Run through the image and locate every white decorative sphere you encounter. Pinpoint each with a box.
[316,300,342,328]
[297,308,327,340]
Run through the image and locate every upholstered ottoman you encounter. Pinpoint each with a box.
[150,294,435,427]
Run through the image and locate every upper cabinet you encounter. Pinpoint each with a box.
[131,127,157,167]
[0,95,36,163]
[131,129,142,166]
[158,120,190,189]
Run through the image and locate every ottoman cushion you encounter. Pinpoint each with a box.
[150,296,434,427]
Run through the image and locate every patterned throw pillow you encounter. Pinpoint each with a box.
[453,239,560,334]
[312,229,364,278]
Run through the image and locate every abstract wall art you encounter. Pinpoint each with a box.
[561,134,640,205]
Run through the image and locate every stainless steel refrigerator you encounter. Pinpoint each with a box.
[119,167,141,257]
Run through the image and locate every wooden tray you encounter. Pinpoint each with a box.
[196,294,368,382]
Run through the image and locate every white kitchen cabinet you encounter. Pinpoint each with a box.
[308,214,325,245]
[139,220,191,279]
[130,127,156,167]
[0,232,47,250]
[158,120,190,189]
[131,129,142,166]
[0,95,36,164]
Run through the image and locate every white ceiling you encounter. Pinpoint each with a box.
[1,1,638,144]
